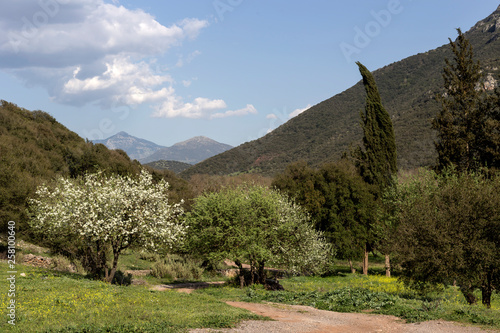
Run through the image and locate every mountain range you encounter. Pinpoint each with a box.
[94,132,233,165]
[181,5,500,177]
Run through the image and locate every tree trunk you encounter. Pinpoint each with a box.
[385,254,391,277]
[481,271,493,309]
[258,260,266,284]
[348,259,356,274]
[460,284,477,305]
[250,261,255,286]
[362,245,369,275]
[106,250,121,283]
[235,260,245,288]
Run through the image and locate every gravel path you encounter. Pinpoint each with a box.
[190,301,499,333]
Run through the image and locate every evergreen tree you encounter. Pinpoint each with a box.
[355,62,398,190]
[354,62,398,275]
[432,28,499,171]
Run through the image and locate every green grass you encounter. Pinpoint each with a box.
[3,245,499,331]
[0,263,261,333]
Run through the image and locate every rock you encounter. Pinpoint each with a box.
[264,278,284,291]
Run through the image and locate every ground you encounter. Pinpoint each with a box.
[190,301,499,333]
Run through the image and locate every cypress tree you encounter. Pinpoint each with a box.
[354,62,398,275]
[356,62,398,190]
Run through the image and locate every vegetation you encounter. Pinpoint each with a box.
[0,262,261,333]
[28,170,186,283]
[272,160,377,274]
[354,62,398,190]
[144,160,193,174]
[185,184,332,286]
[386,169,500,308]
[433,28,500,172]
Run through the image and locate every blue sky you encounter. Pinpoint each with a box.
[1,0,499,147]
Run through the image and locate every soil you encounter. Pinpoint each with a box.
[189,301,499,333]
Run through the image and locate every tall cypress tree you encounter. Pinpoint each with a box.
[356,62,398,190]
[354,62,398,275]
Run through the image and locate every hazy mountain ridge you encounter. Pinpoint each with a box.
[181,5,500,177]
[94,132,233,165]
[141,136,233,164]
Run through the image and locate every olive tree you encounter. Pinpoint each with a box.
[28,170,186,283]
[185,184,332,287]
[388,168,500,307]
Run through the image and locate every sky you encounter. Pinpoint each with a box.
[1,0,499,147]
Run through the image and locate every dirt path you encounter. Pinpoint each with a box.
[190,301,498,333]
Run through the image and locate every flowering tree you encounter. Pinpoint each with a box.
[29,170,186,283]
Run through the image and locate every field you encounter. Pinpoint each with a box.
[1,249,499,332]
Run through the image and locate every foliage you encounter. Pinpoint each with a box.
[28,170,186,283]
[185,184,332,285]
[151,254,204,281]
[273,160,377,267]
[354,62,398,190]
[433,28,500,172]
[387,168,500,307]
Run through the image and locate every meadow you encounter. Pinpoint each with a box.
[1,250,499,332]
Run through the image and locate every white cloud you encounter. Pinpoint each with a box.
[153,96,227,119]
[289,104,312,118]
[210,104,257,119]
[0,0,254,119]
[266,113,278,119]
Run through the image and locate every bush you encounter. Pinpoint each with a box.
[111,270,132,286]
[151,255,204,281]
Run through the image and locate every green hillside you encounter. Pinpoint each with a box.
[0,101,145,231]
[182,6,500,177]
[144,160,193,173]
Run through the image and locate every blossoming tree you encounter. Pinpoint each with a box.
[29,170,186,283]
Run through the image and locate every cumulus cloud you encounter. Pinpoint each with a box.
[0,0,254,119]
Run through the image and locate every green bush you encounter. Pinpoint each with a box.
[151,255,204,281]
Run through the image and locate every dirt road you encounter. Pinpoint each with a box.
[190,301,498,333]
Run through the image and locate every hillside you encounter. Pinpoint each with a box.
[93,131,165,161]
[182,5,500,177]
[0,101,144,231]
[0,101,194,232]
[141,136,233,164]
[144,160,193,173]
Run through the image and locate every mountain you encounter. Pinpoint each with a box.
[182,5,500,177]
[93,131,165,161]
[141,136,233,164]
[143,160,193,174]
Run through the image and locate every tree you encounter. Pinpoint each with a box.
[388,168,500,307]
[185,184,332,287]
[432,28,500,172]
[273,160,377,274]
[28,170,186,283]
[354,62,398,275]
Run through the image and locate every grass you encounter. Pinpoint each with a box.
[2,243,499,331]
[0,262,261,332]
